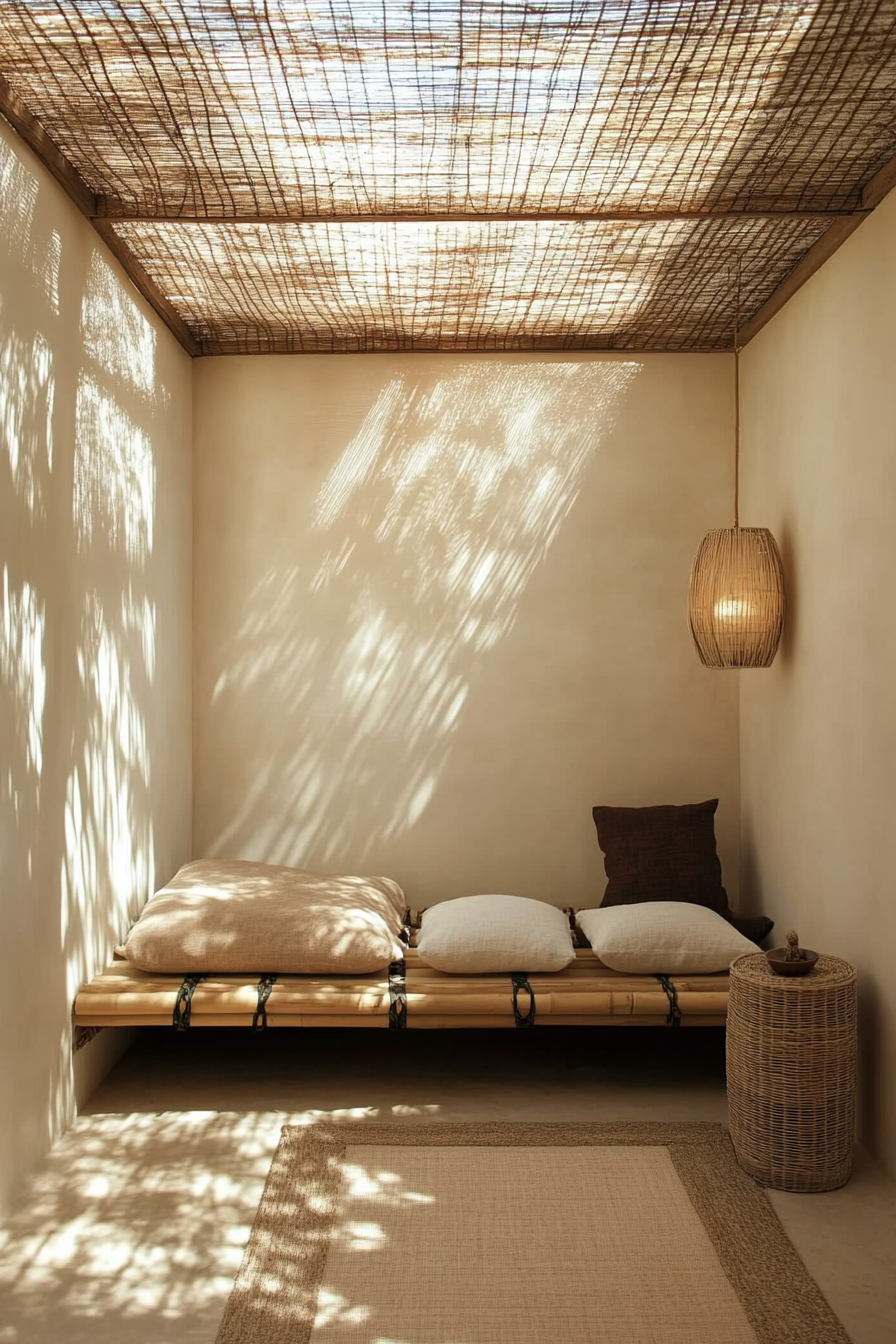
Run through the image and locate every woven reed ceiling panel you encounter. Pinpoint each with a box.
[1,1,894,353]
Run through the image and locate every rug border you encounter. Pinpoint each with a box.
[215,1121,851,1344]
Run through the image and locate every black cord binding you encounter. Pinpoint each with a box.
[511,973,536,1027]
[252,975,278,1032]
[172,974,207,1031]
[564,907,591,949]
[655,974,682,1029]
[388,960,407,1029]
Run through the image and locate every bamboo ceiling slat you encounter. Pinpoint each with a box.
[113,215,829,353]
[2,1,895,218]
[0,1,894,353]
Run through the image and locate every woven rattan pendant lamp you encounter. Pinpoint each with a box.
[687,298,785,669]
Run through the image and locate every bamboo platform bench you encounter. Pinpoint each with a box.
[73,948,729,1041]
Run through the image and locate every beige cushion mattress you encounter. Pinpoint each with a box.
[122,858,406,974]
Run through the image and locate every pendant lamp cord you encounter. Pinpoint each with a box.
[734,268,741,530]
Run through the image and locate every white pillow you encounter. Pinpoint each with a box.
[416,895,575,973]
[576,901,755,974]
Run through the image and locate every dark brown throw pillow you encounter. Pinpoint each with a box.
[726,911,774,945]
[593,798,729,913]
[592,799,773,945]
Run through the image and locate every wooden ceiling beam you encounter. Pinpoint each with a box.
[861,152,896,210]
[738,216,866,345]
[95,205,864,225]
[0,72,96,217]
[740,151,896,346]
[91,221,200,357]
[196,341,726,357]
[0,76,198,357]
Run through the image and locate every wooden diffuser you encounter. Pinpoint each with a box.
[688,526,785,668]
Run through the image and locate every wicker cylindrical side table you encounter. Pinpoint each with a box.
[727,951,857,1192]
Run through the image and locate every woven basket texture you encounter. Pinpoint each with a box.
[688,527,786,668]
[726,951,857,1192]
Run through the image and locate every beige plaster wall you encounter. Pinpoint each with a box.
[194,352,741,914]
[739,188,896,1177]
[0,118,193,1212]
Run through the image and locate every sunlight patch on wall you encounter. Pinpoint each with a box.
[74,374,155,561]
[209,359,640,863]
[0,120,187,1209]
[315,376,409,530]
[81,253,157,398]
[0,566,46,1002]
[1,328,55,519]
[0,565,46,796]
[61,589,156,1007]
[0,139,61,313]
[43,229,62,314]
[0,133,36,263]
[61,245,165,1021]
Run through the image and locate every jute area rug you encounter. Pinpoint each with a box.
[215,1122,850,1344]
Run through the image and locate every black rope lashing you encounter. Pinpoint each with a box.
[564,907,591,949]
[73,1024,104,1054]
[388,960,407,1029]
[252,975,278,1032]
[399,908,419,947]
[511,973,536,1028]
[400,908,425,948]
[655,974,682,1029]
[172,974,207,1031]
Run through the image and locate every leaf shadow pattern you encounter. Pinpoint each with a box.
[202,358,641,875]
[0,119,191,1205]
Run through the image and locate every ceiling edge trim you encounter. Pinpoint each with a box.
[741,152,896,346]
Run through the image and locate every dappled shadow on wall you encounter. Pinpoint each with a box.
[58,253,165,1135]
[1,122,167,1159]
[0,135,58,882]
[64,250,160,986]
[206,360,640,867]
[0,135,65,1169]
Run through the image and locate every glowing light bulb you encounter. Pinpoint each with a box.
[714,596,754,622]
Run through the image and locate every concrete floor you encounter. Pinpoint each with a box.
[0,1026,894,1344]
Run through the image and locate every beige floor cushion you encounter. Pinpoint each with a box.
[123,859,406,974]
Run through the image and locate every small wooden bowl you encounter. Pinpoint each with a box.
[765,948,819,977]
